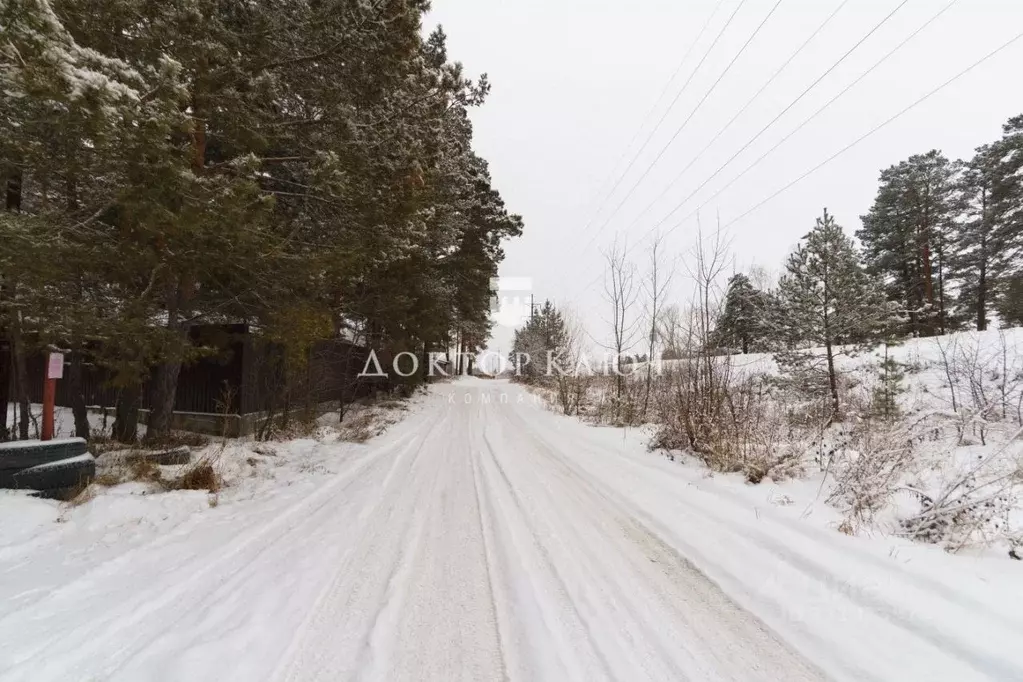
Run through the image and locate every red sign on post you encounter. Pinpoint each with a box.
[42,353,64,441]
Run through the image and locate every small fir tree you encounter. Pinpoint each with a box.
[776,210,891,422]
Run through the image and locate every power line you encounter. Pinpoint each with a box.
[722,29,1023,230]
[564,9,1008,303]
[573,1,726,239]
[653,0,957,240]
[583,0,778,251]
[574,0,751,254]
[618,0,849,236]
[643,0,910,237]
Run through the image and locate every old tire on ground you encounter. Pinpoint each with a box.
[0,438,89,483]
[11,455,96,500]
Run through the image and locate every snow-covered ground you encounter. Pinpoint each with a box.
[591,327,1023,556]
[2,378,1022,681]
[3,404,130,441]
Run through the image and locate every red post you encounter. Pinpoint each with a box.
[42,378,56,441]
[42,352,64,441]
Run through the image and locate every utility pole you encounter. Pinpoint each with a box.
[529,294,541,320]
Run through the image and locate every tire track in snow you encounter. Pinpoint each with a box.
[0,434,406,621]
[506,404,884,682]
[272,403,454,682]
[483,403,695,679]
[274,388,507,682]
[0,416,432,682]
[465,402,511,682]
[566,418,1020,630]
[352,406,455,681]
[508,394,1020,681]
[477,415,617,681]
[494,392,824,681]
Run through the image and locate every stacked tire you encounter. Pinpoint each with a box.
[0,438,96,500]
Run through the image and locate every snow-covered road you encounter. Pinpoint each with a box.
[2,379,1022,681]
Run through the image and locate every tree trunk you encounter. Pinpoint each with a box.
[420,342,430,385]
[825,339,840,423]
[5,166,21,212]
[936,242,946,336]
[921,201,935,310]
[112,385,141,443]
[147,355,184,441]
[642,354,653,418]
[977,190,989,332]
[1,193,13,441]
[977,267,988,332]
[0,336,9,441]
[3,174,24,439]
[921,239,935,336]
[821,257,840,422]
[67,348,90,439]
[146,279,193,442]
[146,94,205,442]
[9,313,30,440]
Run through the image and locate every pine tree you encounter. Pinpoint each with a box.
[1,0,188,439]
[996,275,1023,326]
[989,116,1023,300]
[858,151,959,337]
[951,145,1004,330]
[714,273,775,353]
[777,210,889,421]
[510,301,569,381]
[871,303,909,421]
[1,0,525,441]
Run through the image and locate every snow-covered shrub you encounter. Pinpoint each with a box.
[169,457,222,493]
[586,374,645,426]
[1009,533,1022,561]
[827,419,919,529]
[898,428,1022,552]
[650,356,735,459]
[933,332,1023,444]
[652,362,804,482]
[605,325,1023,550]
[554,373,591,417]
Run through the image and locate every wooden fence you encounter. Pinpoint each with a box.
[12,325,390,434]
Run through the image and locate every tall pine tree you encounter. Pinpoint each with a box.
[1,0,524,442]
[858,151,958,337]
[951,144,1004,330]
[777,210,889,421]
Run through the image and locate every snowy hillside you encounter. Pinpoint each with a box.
[580,327,1023,559]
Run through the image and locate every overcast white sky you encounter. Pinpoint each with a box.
[425,0,1023,357]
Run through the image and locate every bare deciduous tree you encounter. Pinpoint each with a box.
[554,310,591,416]
[642,233,674,417]
[657,304,684,360]
[602,240,640,406]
